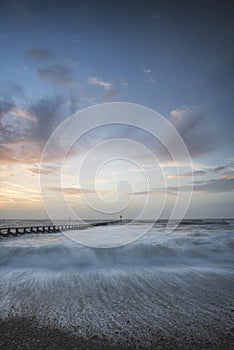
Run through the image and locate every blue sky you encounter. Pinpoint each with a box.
[0,0,233,219]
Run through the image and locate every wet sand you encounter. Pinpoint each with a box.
[0,316,233,350]
[0,270,233,349]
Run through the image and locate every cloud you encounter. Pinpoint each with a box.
[87,76,128,100]
[168,170,207,179]
[88,76,112,90]
[49,187,96,195]
[0,100,14,120]
[0,93,82,165]
[0,100,36,122]
[192,178,234,193]
[131,177,234,196]
[221,174,234,179]
[28,164,60,176]
[128,189,177,196]
[37,64,75,87]
[102,89,119,100]
[167,160,234,179]
[48,187,113,196]
[0,99,36,162]
[170,105,192,120]
[113,79,128,91]
[25,48,54,61]
[8,107,36,121]
[213,165,227,172]
[169,105,233,157]
[102,79,128,100]
[29,95,68,144]
[187,170,208,176]
[66,123,170,164]
[0,141,41,165]
[215,160,234,180]
[143,68,155,83]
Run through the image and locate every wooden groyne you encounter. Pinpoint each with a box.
[0,220,121,237]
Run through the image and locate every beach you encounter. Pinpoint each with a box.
[0,316,233,350]
[0,220,233,349]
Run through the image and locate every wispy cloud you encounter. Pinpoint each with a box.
[28,164,60,176]
[102,79,128,100]
[143,68,155,83]
[8,107,36,121]
[192,178,234,193]
[48,187,114,196]
[130,177,234,196]
[128,189,177,196]
[0,101,36,122]
[167,160,234,179]
[87,76,112,90]
[170,105,192,121]
[87,75,128,101]
[0,180,42,208]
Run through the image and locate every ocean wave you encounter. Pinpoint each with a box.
[1,232,233,271]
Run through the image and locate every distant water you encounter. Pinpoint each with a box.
[0,218,98,228]
[0,219,233,345]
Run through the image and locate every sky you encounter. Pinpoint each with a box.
[0,0,233,220]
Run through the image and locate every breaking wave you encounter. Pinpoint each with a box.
[0,230,233,271]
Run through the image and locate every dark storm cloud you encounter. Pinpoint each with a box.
[37,65,75,87]
[25,48,54,61]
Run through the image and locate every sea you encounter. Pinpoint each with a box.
[0,219,233,346]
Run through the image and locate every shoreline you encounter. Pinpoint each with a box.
[1,223,233,349]
[0,316,233,350]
